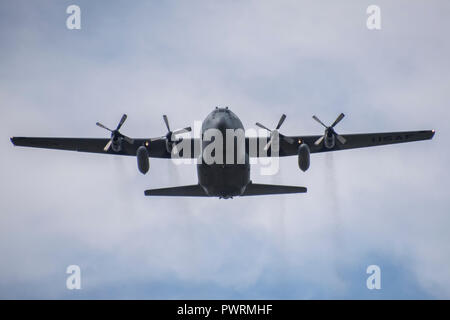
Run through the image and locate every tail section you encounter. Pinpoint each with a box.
[144,183,307,197]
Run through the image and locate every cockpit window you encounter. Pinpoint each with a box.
[215,106,229,113]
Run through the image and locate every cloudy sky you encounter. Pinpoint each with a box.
[1,0,449,299]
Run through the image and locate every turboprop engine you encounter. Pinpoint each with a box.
[312,113,347,149]
[96,114,134,152]
[160,115,192,153]
[298,143,310,172]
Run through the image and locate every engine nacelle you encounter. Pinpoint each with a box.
[298,143,310,172]
[111,136,123,152]
[137,146,150,174]
[324,130,335,149]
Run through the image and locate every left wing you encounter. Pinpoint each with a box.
[10,137,200,158]
[247,130,435,157]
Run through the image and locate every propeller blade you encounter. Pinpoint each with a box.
[256,122,272,132]
[276,114,286,130]
[103,139,113,152]
[312,115,328,128]
[172,127,192,135]
[152,136,167,141]
[172,143,179,155]
[331,113,345,128]
[263,138,272,152]
[336,134,346,144]
[123,136,135,144]
[257,115,290,147]
[163,115,171,132]
[314,135,324,146]
[116,114,127,130]
[96,122,113,132]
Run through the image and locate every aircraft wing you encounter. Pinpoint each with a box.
[247,130,435,156]
[11,130,434,158]
[10,137,200,158]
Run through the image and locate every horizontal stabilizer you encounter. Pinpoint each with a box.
[242,183,307,196]
[144,184,207,197]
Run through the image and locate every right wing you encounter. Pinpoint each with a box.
[246,130,435,157]
[304,130,436,154]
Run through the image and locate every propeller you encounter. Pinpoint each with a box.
[256,114,295,152]
[163,115,192,138]
[312,113,347,146]
[161,115,192,153]
[96,114,134,152]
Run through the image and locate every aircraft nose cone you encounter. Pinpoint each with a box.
[216,117,228,130]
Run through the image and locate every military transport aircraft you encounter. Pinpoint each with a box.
[10,107,435,198]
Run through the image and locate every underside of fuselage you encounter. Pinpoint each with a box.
[198,163,250,198]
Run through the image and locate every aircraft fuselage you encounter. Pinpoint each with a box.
[197,107,250,199]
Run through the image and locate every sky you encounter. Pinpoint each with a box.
[0,0,449,299]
